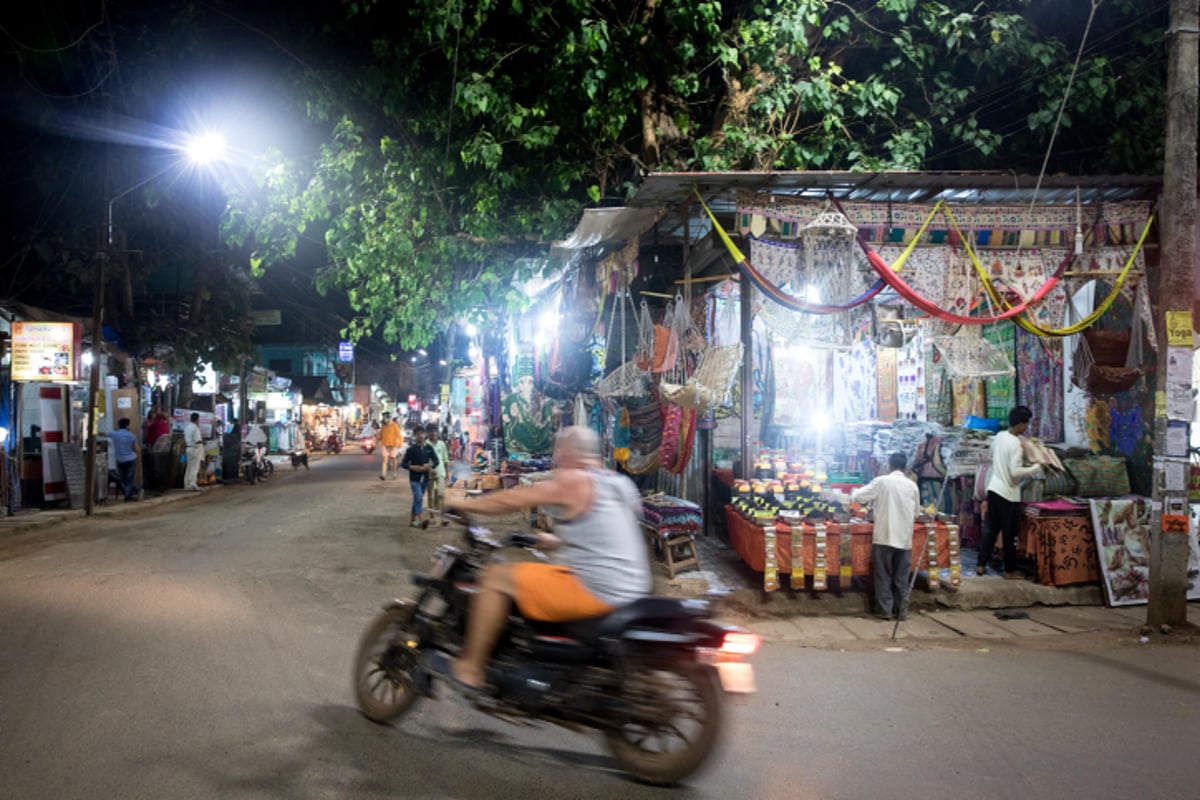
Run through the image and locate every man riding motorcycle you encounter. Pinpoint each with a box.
[433,425,650,693]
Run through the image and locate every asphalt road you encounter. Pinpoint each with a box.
[1,450,1198,800]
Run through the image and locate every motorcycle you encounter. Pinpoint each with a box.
[360,436,376,455]
[326,431,344,454]
[353,517,759,785]
[238,442,274,483]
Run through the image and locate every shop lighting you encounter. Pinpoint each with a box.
[81,351,94,367]
[418,349,427,356]
[0,427,8,445]
[465,323,477,337]
[438,359,447,366]
[811,410,832,432]
[805,285,821,303]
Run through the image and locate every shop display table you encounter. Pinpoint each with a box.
[1018,499,1100,587]
[725,506,959,592]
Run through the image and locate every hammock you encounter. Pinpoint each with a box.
[697,191,946,313]
[658,294,701,474]
[1070,280,1148,395]
[947,205,1156,338]
[596,280,651,399]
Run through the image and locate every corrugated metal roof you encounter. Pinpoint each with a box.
[553,170,1161,259]
[629,170,1161,209]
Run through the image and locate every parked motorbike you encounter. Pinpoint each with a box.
[290,449,309,470]
[325,431,344,454]
[360,436,376,455]
[353,517,759,785]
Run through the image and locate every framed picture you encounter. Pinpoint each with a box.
[1089,498,1152,607]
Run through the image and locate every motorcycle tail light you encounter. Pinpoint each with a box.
[718,631,761,656]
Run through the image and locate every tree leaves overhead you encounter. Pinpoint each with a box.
[225,0,1169,348]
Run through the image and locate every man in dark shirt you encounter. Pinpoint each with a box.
[108,418,140,501]
[400,428,438,528]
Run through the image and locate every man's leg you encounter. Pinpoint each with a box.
[454,563,515,688]
[184,449,199,489]
[979,492,1002,574]
[122,461,136,499]
[871,544,894,618]
[999,496,1020,574]
[893,547,913,618]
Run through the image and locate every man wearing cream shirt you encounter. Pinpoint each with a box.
[979,405,1043,579]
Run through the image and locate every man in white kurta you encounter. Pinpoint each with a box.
[852,452,920,620]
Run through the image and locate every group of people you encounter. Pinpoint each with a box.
[106,410,206,501]
[851,405,1042,621]
[374,413,452,528]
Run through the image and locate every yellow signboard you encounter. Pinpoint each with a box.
[1165,311,1193,347]
[11,321,78,382]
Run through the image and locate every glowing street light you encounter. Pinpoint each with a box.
[183,131,227,165]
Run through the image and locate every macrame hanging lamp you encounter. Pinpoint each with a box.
[659,291,742,412]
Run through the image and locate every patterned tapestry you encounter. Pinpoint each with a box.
[1016,329,1064,442]
[925,340,953,425]
[833,338,878,424]
[876,347,898,421]
[951,378,986,425]
[896,328,924,420]
[983,322,1016,420]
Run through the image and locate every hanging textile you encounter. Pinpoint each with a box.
[833,338,878,424]
[983,322,1016,420]
[952,378,987,425]
[926,342,954,426]
[1016,329,1064,442]
[876,348,898,422]
[897,327,925,420]
[659,402,697,474]
[614,406,631,465]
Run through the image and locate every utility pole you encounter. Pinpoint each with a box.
[1148,0,1198,627]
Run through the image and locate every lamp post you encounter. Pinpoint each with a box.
[83,132,227,515]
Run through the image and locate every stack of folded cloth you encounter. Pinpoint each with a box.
[641,493,702,531]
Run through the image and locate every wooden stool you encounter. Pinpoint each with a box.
[642,523,701,579]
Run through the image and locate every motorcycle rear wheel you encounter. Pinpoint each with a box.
[262,460,274,479]
[604,661,722,786]
[353,605,422,723]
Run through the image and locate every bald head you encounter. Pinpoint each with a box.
[554,426,601,468]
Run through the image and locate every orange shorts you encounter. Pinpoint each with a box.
[512,563,614,622]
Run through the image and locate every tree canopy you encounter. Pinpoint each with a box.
[220,0,1171,350]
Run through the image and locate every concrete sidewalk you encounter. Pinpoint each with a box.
[735,603,1191,648]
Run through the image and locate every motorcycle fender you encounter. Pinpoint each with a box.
[382,598,417,614]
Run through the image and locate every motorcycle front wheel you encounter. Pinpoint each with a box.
[262,460,274,479]
[353,604,422,723]
[604,661,722,786]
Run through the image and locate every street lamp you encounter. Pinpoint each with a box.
[84,131,227,515]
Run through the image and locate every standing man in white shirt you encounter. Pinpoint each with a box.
[852,452,920,620]
[979,405,1042,579]
[182,412,205,492]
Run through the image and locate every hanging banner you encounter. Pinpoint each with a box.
[12,322,79,382]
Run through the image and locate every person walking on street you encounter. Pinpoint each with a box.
[852,452,920,620]
[182,412,204,492]
[378,413,403,480]
[109,418,140,502]
[979,405,1043,579]
[400,428,438,527]
[427,425,450,524]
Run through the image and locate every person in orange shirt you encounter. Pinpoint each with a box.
[377,413,404,480]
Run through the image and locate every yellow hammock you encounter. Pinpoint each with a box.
[942,206,1156,338]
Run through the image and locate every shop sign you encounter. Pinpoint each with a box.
[251,309,282,326]
[172,409,217,439]
[408,393,419,409]
[11,321,78,382]
[338,341,355,362]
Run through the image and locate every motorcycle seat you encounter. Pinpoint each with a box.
[531,597,712,644]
